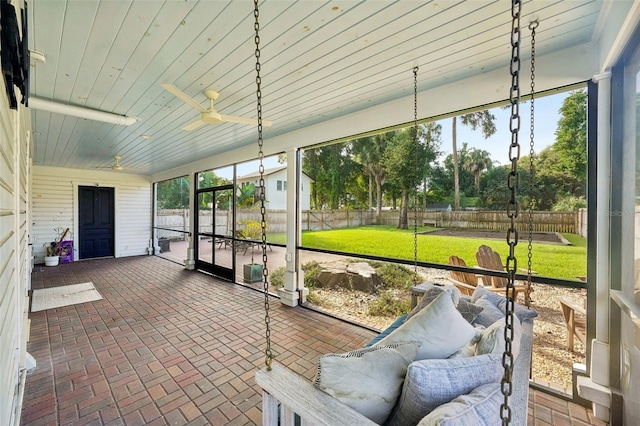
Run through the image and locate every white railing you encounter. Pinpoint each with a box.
[255,362,376,426]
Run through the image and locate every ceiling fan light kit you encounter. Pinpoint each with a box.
[94,155,124,171]
[111,155,123,171]
[161,83,272,130]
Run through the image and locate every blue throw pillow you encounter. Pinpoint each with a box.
[471,285,537,328]
[366,314,408,347]
[385,354,503,426]
[417,383,502,426]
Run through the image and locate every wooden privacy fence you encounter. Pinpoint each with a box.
[304,209,578,233]
[155,209,289,235]
[156,208,580,235]
[422,210,578,233]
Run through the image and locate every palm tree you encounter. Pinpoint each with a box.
[352,132,394,224]
[451,111,496,210]
[236,183,260,208]
[463,148,494,195]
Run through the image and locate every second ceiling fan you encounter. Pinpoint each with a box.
[161,84,273,131]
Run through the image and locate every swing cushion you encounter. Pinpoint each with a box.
[417,383,502,426]
[376,291,477,360]
[313,341,420,424]
[385,354,503,426]
[471,285,538,328]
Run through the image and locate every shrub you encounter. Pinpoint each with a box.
[237,219,265,240]
[306,291,320,305]
[376,263,420,289]
[367,290,411,317]
[270,266,285,289]
[301,260,322,288]
[552,195,586,211]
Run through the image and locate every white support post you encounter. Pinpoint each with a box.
[578,72,614,421]
[278,149,303,306]
[593,71,611,386]
[184,174,196,270]
[151,185,160,255]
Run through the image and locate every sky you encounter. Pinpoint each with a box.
[221,89,574,179]
[432,90,572,166]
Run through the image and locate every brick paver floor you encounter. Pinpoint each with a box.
[21,256,606,425]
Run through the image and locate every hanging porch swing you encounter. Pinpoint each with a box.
[255,1,539,424]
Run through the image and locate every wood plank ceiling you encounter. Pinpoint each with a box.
[28,0,603,175]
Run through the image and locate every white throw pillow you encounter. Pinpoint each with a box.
[448,325,485,359]
[313,341,419,424]
[385,354,503,426]
[376,291,477,360]
[407,283,483,324]
[475,316,522,361]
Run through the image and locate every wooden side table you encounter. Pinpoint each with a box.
[410,281,437,309]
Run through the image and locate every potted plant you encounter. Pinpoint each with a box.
[44,227,70,266]
[239,220,265,283]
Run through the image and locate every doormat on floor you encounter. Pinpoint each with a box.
[31,282,103,312]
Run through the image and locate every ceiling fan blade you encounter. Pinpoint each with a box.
[93,165,121,170]
[220,114,273,127]
[183,119,206,131]
[161,84,207,113]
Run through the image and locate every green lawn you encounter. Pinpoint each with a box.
[297,225,586,281]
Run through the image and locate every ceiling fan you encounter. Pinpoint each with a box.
[161,84,273,131]
[94,155,124,171]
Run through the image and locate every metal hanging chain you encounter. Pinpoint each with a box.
[254,0,273,371]
[526,20,538,308]
[413,66,419,286]
[502,0,521,423]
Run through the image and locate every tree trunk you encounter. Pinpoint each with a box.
[423,177,427,210]
[368,172,373,211]
[452,116,460,211]
[398,188,409,229]
[311,184,318,210]
[375,175,383,225]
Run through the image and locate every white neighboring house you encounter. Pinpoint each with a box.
[238,166,312,210]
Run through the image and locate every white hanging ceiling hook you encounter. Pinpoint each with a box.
[29,50,46,63]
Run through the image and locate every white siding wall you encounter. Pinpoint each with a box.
[32,167,152,263]
[263,170,311,210]
[300,174,311,211]
[266,171,286,210]
[0,2,31,422]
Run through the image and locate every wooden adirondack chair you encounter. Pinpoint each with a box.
[447,255,480,296]
[475,245,533,302]
[559,296,586,351]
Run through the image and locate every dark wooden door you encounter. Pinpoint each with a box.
[79,186,114,259]
[194,185,234,281]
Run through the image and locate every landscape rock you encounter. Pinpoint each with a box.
[315,261,381,294]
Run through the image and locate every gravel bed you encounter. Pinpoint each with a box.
[305,267,586,390]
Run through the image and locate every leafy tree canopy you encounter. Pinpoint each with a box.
[302,144,359,209]
[554,89,587,183]
[157,176,190,209]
